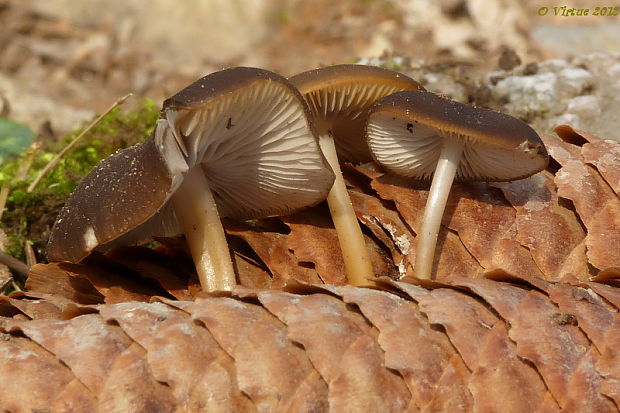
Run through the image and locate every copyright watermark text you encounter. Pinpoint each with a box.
[537,6,618,16]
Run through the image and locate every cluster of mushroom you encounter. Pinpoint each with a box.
[47,64,548,292]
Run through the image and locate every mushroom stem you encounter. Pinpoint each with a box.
[413,140,465,279]
[171,166,236,291]
[319,134,375,286]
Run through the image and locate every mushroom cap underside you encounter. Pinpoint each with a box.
[163,66,335,220]
[290,64,425,164]
[366,90,549,181]
[46,123,188,263]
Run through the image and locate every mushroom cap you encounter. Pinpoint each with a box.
[289,64,424,164]
[366,90,549,181]
[162,66,334,220]
[46,121,188,262]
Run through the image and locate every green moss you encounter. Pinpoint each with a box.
[277,10,291,25]
[0,99,160,266]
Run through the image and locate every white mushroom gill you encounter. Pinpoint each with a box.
[305,82,419,164]
[170,81,330,220]
[306,82,406,120]
[366,112,442,179]
[367,113,547,183]
[461,145,547,181]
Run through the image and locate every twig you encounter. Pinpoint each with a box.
[0,184,8,221]
[0,277,10,294]
[0,250,29,277]
[24,241,37,268]
[27,93,133,193]
[10,280,22,292]
[0,92,10,117]
[16,141,41,181]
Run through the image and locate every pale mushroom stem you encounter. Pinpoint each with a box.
[171,166,236,291]
[319,134,375,286]
[413,140,465,280]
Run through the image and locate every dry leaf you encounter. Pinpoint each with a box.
[2,278,619,412]
[105,246,197,301]
[0,333,97,411]
[186,296,327,412]
[349,190,414,277]
[417,288,557,412]
[445,182,544,278]
[257,290,411,412]
[582,138,620,196]
[0,291,75,320]
[543,131,620,271]
[27,259,162,304]
[544,282,620,406]
[226,220,322,287]
[4,314,178,411]
[555,126,620,195]
[319,284,473,412]
[26,263,106,304]
[234,253,274,289]
[493,172,589,280]
[369,173,485,279]
[282,208,397,283]
[451,277,615,412]
[281,210,348,284]
[100,301,255,412]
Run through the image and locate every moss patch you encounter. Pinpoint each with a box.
[1,99,160,266]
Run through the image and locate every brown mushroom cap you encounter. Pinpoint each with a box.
[164,67,291,111]
[366,90,549,181]
[46,121,187,262]
[162,66,334,220]
[290,64,424,163]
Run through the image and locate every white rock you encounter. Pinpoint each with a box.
[537,59,568,73]
[553,113,581,129]
[558,68,594,94]
[566,95,600,118]
[492,72,558,115]
[31,0,291,75]
[607,63,620,78]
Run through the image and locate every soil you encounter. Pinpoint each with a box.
[1,0,616,137]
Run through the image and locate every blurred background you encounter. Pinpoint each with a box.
[0,0,619,286]
[1,0,619,138]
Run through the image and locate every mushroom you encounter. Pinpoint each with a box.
[289,64,424,286]
[365,90,548,279]
[46,121,187,263]
[48,67,334,292]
